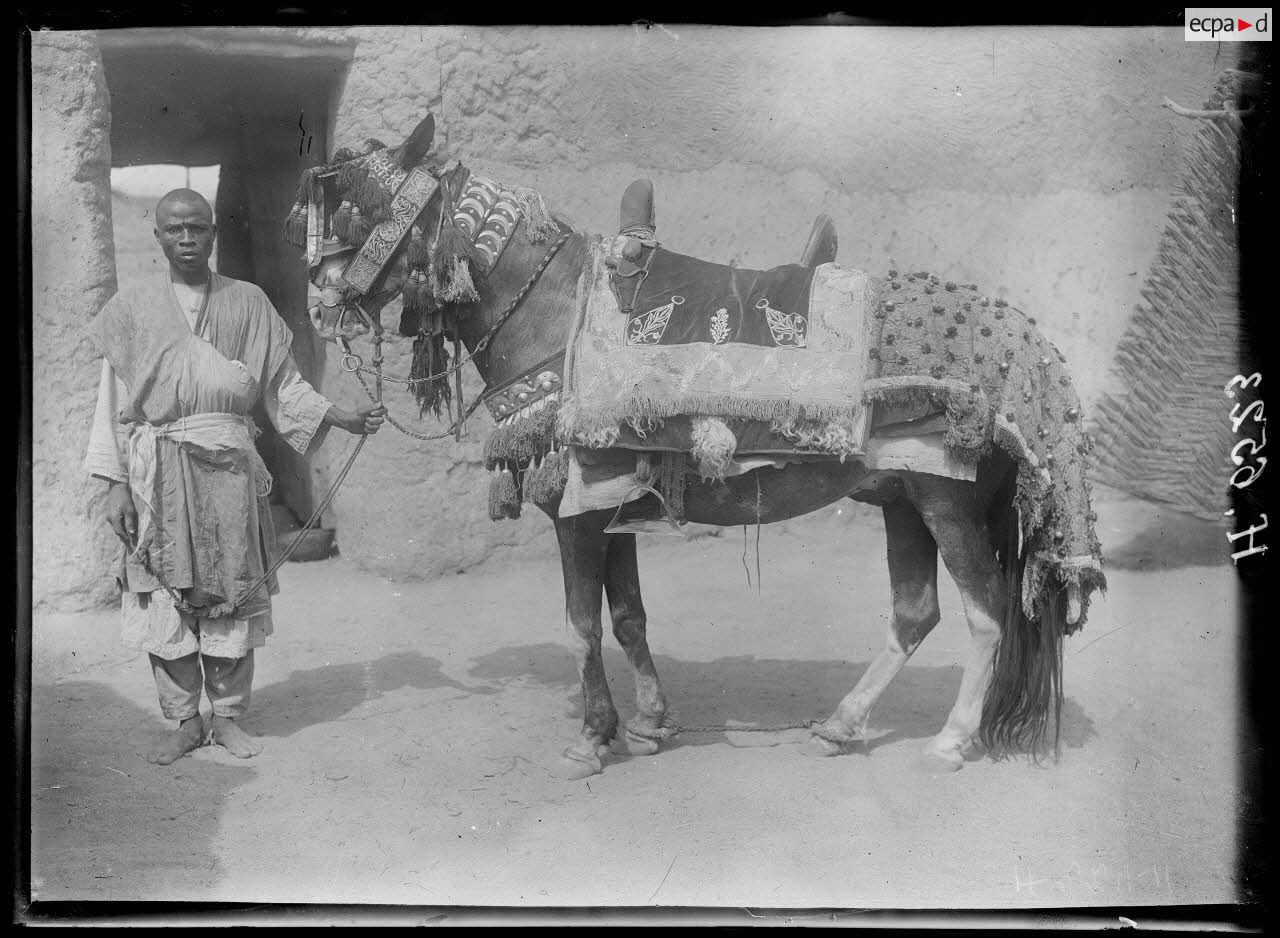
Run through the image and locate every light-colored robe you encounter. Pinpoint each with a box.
[85,273,334,659]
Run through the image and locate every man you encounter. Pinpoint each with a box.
[84,188,385,765]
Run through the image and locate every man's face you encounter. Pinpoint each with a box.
[154,200,216,276]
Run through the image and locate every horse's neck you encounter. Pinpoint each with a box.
[457,227,590,392]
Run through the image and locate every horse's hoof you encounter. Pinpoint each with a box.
[553,746,605,780]
[916,745,964,775]
[619,730,660,756]
[803,731,850,758]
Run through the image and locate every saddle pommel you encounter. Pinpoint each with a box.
[619,178,656,237]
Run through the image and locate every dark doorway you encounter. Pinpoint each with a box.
[99,29,353,528]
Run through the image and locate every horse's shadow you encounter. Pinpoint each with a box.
[250,650,497,737]
[466,642,1096,753]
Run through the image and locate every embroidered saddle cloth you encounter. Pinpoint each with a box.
[559,239,877,456]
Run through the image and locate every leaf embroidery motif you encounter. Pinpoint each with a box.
[756,297,807,348]
[627,295,684,345]
[709,308,730,344]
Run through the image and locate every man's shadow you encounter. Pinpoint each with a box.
[30,679,254,901]
[248,650,498,737]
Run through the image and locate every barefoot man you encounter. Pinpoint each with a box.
[84,189,385,764]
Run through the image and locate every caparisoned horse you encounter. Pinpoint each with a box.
[284,114,1105,778]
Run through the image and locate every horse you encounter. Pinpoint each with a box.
[284,113,1106,779]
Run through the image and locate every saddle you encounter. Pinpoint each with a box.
[598,180,841,533]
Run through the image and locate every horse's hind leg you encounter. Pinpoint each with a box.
[604,533,671,755]
[907,474,1006,772]
[811,495,941,755]
[553,512,618,779]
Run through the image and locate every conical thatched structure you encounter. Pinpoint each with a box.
[1090,62,1260,520]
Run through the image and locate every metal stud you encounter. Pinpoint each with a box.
[945,326,958,338]
[931,364,945,378]
[980,326,992,337]
[945,281,957,291]
[932,304,945,314]
[1039,356,1052,368]
[883,300,896,311]
[979,297,990,307]
[998,362,1011,377]
[1004,349,1016,361]
[913,317,925,327]
[1045,453,1056,467]
[888,269,898,278]
[994,309,1005,319]
[1064,407,1080,422]
[540,380,554,391]
[891,281,901,290]
[924,285,935,294]
[955,311,967,324]
[944,350,956,363]
[974,353,984,363]
[1022,391,1033,403]
[1037,426,1048,439]
[920,343,932,354]
[994,298,1008,308]
[1005,410,1016,421]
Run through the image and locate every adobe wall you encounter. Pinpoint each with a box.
[30,30,119,611]
[303,25,1219,581]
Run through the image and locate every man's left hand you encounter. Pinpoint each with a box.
[351,402,387,435]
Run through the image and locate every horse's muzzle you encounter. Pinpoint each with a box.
[307,282,372,343]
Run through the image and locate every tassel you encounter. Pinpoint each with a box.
[337,160,368,198]
[399,269,432,337]
[329,146,357,165]
[332,200,353,242]
[511,186,561,243]
[282,200,307,247]
[406,225,430,272]
[438,257,481,303]
[348,204,372,245]
[488,467,521,521]
[410,330,452,419]
[524,448,569,505]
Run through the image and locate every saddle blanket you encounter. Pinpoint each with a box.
[560,240,876,456]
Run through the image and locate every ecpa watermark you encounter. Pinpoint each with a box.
[1185,8,1272,39]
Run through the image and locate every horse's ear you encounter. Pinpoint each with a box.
[398,114,435,169]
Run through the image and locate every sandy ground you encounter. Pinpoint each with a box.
[29,484,1248,912]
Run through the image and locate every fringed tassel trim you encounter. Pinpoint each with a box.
[523,446,569,506]
[488,467,521,521]
[483,396,561,469]
[511,186,562,243]
[409,331,453,418]
[861,376,991,464]
[558,394,865,451]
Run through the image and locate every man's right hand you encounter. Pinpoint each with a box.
[107,481,138,548]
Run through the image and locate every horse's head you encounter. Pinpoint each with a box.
[283,113,477,344]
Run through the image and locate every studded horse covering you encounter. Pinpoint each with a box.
[862,270,1105,627]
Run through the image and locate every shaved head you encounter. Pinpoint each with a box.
[155,188,213,222]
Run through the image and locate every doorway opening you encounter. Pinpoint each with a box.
[99,29,354,541]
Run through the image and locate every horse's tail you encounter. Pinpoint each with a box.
[979,464,1065,759]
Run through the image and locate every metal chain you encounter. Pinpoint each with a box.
[668,719,822,736]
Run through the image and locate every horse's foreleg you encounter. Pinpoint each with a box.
[908,476,1005,772]
[604,533,671,755]
[553,512,617,779]
[811,496,940,756]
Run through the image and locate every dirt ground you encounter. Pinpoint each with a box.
[29,484,1248,914]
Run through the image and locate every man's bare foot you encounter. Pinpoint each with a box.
[210,715,262,758]
[145,715,204,765]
